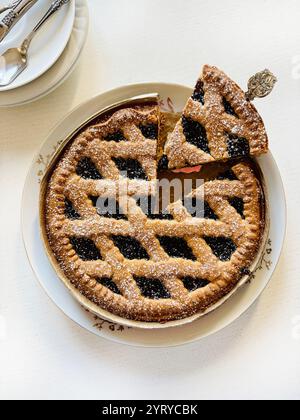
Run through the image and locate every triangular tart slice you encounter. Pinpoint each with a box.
[163,65,269,169]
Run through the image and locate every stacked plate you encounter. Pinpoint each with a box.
[0,0,88,107]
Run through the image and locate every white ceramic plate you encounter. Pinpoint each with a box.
[0,0,75,91]
[0,0,88,106]
[22,82,287,347]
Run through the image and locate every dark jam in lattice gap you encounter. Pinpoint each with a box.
[96,277,121,295]
[203,236,236,261]
[223,98,238,117]
[139,123,158,140]
[112,158,148,180]
[192,80,205,105]
[181,277,210,292]
[134,277,171,299]
[70,237,102,261]
[228,197,245,218]
[182,116,210,154]
[104,131,126,142]
[65,198,81,220]
[76,157,103,180]
[158,236,196,261]
[157,155,169,170]
[227,134,250,158]
[112,235,149,260]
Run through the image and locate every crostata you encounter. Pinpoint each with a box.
[43,65,269,324]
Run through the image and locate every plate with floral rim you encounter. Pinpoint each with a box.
[21,82,286,347]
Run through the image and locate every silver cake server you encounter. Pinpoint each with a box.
[0,0,70,86]
[0,0,38,43]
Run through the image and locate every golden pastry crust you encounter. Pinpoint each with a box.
[44,104,264,323]
[164,65,268,169]
[158,112,181,162]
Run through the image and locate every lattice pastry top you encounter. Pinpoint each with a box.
[162,65,269,169]
[44,103,264,323]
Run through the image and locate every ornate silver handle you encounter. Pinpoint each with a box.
[0,0,21,14]
[21,0,70,54]
[0,0,37,42]
[32,0,70,33]
[245,70,277,101]
[1,0,35,27]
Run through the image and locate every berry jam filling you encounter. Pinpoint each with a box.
[158,236,196,260]
[70,237,102,261]
[184,197,218,220]
[204,236,236,261]
[217,169,238,181]
[192,80,205,105]
[112,158,148,180]
[76,157,103,180]
[135,197,173,220]
[104,131,126,142]
[112,235,149,260]
[182,116,210,154]
[223,98,238,117]
[134,276,171,299]
[227,134,250,157]
[90,196,127,220]
[65,198,81,220]
[139,123,158,140]
[181,276,210,292]
[158,155,169,170]
[96,277,121,295]
[229,197,245,218]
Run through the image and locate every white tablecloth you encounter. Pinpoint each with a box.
[0,0,299,400]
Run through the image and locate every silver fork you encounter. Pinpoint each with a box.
[0,0,21,14]
[0,0,70,86]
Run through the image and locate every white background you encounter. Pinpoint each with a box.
[0,0,300,400]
